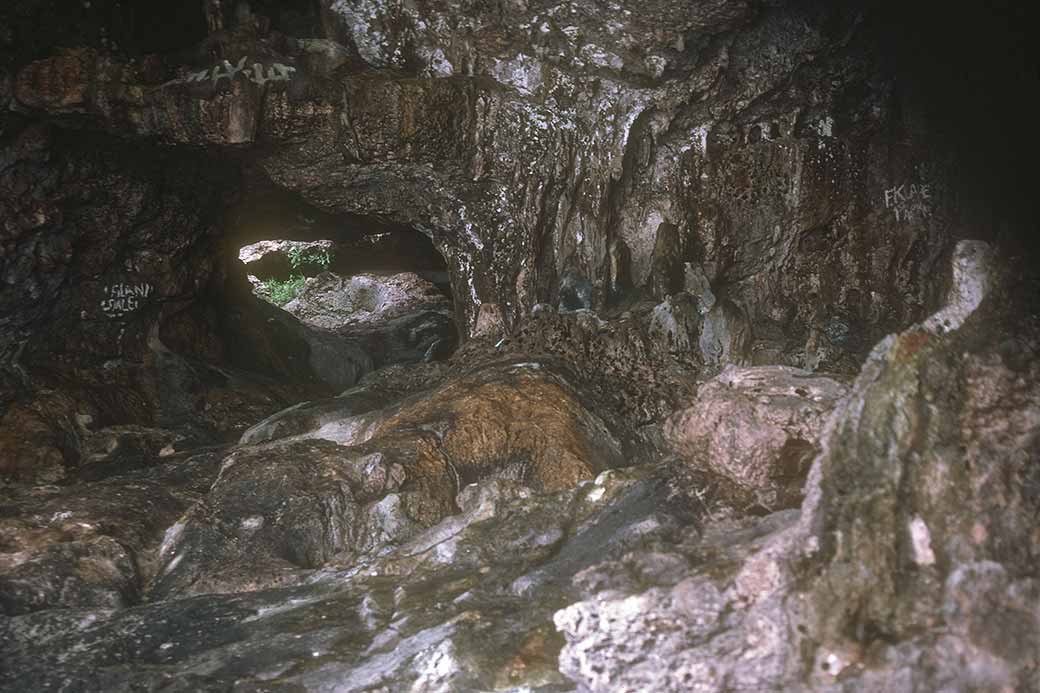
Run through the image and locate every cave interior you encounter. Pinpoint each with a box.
[0,0,1037,689]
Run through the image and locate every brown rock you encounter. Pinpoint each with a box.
[0,447,223,614]
[473,302,507,339]
[0,391,86,482]
[362,361,625,524]
[150,360,623,599]
[14,49,96,111]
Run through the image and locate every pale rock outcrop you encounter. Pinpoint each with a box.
[556,241,1040,691]
[663,365,848,510]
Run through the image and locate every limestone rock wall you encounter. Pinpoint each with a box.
[0,120,236,475]
[2,0,991,366]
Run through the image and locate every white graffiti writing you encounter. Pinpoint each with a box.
[100,283,153,318]
[883,182,933,223]
[182,57,297,87]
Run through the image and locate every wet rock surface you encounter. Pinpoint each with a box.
[1,0,1037,690]
[0,464,692,692]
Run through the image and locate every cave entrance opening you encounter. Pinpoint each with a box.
[237,232,453,314]
[221,185,458,391]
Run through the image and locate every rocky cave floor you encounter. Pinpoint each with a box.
[2,241,1039,692]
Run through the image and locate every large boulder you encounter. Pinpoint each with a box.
[151,359,624,599]
[368,360,624,498]
[238,381,400,446]
[662,365,848,510]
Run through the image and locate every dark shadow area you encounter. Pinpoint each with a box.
[0,0,209,63]
[864,0,1037,259]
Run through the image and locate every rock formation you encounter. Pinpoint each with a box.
[0,0,1036,690]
